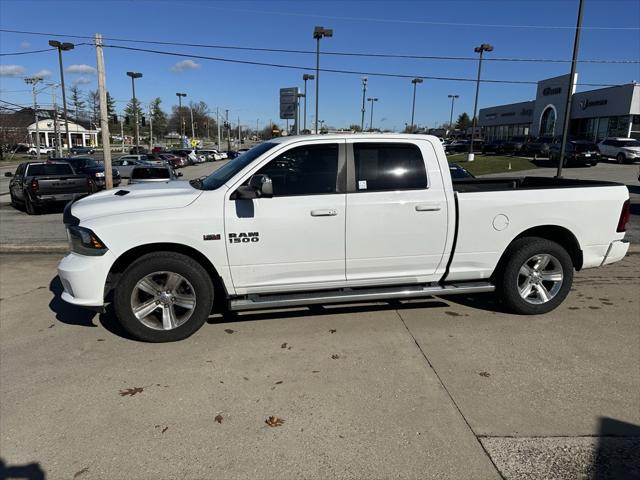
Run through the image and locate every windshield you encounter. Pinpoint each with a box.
[193,142,279,190]
[75,158,101,168]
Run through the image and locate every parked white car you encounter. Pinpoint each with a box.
[58,134,630,342]
[27,146,55,155]
[598,137,640,164]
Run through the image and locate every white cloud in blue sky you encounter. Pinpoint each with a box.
[66,64,97,75]
[171,60,201,73]
[0,65,25,77]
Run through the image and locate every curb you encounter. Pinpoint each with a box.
[0,244,68,254]
[1,243,639,254]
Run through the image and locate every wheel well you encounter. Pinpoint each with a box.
[493,226,583,278]
[106,243,228,312]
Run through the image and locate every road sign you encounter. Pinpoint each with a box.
[280,87,298,120]
[190,138,198,148]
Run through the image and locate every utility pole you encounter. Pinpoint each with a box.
[360,77,367,132]
[216,107,221,150]
[24,77,42,159]
[448,95,459,134]
[410,78,423,132]
[238,116,241,145]
[556,0,584,178]
[120,117,125,153]
[176,92,187,144]
[95,34,113,189]
[51,85,62,157]
[190,106,195,139]
[367,97,378,131]
[149,105,153,150]
[225,109,230,151]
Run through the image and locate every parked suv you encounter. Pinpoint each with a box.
[598,137,640,164]
[59,156,121,189]
[523,136,556,158]
[549,140,600,167]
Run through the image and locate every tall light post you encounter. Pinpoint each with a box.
[469,43,493,161]
[126,71,143,150]
[448,94,459,134]
[296,93,305,135]
[410,78,423,132]
[367,97,378,131]
[360,77,368,132]
[176,92,187,142]
[49,40,74,151]
[313,26,333,134]
[24,77,42,159]
[302,73,314,132]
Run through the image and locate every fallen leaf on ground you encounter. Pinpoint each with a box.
[329,329,336,333]
[478,371,491,378]
[281,342,288,348]
[162,426,168,434]
[312,370,320,373]
[119,387,143,396]
[265,416,285,427]
[224,329,235,334]
[331,354,340,359]
[275,380,283,385]
[215,414,223,424]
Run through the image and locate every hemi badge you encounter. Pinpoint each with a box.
[203,234,221,241]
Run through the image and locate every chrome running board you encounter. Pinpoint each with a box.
[229,281,494,311]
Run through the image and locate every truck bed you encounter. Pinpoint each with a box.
[452,176,622,193]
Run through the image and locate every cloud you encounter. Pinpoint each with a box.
[72,76,93,86]
[33,69,52,78]
[172,59,201,72]
[0,64,26,77]
[66,64,97,75]
[20,41,31,49]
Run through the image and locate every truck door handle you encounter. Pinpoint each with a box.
[415,204,441,212]
[310,209,338,217]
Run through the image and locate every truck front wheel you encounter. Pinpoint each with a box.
[497,237,573,315]
[114,252,214,342]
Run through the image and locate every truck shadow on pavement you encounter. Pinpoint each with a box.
[593,417,640,480]
[0,459,45,480]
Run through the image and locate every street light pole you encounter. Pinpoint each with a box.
[469,43,493,161]
[367,97,378,131]
[49,40,74,151]
[126,71,143,150]
[313,26,333,134]
[302,74,314,133]
[360,77,367,132]
[448,94,459,133]
[190,106,195,139]
[556,0,584,178]
[225,109,230,151]
[410,78,423,132]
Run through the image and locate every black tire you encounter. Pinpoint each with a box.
[24,194,39,215]
[114,252,214,342]
[616,153,626,164]
[496,237,573,315]
[9,192,17,207]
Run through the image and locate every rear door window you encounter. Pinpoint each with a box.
[26,163,74,176]
[353,143,427,192]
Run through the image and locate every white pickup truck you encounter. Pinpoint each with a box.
[58,134,631,342]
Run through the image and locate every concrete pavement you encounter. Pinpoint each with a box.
[0,252,638,479]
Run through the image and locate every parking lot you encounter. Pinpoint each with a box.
[1,153,639,479]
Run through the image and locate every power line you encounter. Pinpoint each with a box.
[103,44,623,87]
[0,47,56,56]
[1,29,638,64]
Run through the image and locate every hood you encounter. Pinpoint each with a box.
[71,180,202,222]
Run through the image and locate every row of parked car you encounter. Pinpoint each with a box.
[444,136,640,166]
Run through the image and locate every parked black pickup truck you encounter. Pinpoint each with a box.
[6,161,96,214]
[58,157,121,189]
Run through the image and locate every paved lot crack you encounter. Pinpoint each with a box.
[395,309,506,480]
[0,285,47,302]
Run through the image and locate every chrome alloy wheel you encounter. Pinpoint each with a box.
[130,271,196,330]
[517,254,564,305]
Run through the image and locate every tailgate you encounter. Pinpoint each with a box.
[36,176,90,194]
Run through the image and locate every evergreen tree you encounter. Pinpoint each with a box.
[124,98,143,134]
[69,85,85,120]
[88,90,100,125]
[455,112,471,130]
[150,97,167,136]
[106,91,116,118]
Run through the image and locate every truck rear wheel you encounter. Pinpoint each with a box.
[24,194,39,215]
[114,252,214,342]
[497,237,573,315]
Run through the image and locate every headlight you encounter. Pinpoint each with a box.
[67,226,107,256]
[95,172,105,178]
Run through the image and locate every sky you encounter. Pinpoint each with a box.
[1,0,639,132]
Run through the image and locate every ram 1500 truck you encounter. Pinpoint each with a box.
[58,135,631,342]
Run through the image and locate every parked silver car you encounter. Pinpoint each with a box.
[111,156,152,178]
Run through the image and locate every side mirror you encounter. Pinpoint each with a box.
[234,174,273,199]
[4,172,13,177]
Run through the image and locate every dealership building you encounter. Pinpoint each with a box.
[478,74,640,141]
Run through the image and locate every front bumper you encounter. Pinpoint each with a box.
[57,250,116,307]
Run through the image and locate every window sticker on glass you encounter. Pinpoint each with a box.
[358,180,368,190]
